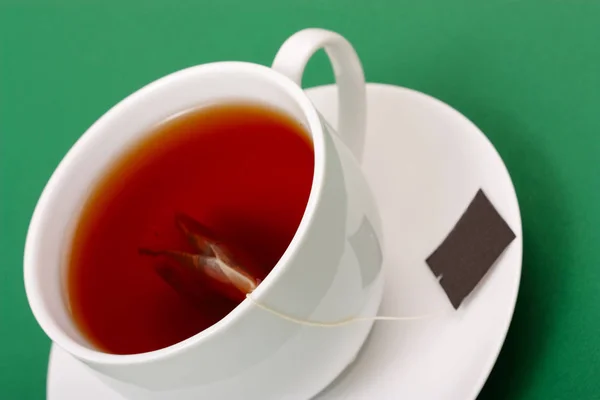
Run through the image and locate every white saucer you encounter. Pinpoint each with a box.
[47,83,522,400]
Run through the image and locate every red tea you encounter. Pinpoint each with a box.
[68,103,314,355]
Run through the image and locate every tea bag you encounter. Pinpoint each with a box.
[140,214,261,304]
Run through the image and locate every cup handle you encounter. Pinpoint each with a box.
[272,28,367,163]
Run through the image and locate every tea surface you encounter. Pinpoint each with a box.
[68,103,314,355]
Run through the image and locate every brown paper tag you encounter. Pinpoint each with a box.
[426,189,516,309]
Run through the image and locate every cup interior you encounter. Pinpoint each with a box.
[24,62,324,358]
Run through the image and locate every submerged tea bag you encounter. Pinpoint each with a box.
[140,213,261,304]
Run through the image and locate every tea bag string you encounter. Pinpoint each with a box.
[140,213,442,327]
[245,293,439,328]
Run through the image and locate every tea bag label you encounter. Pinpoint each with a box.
[426,189,516,309]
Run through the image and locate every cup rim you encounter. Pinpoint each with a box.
[23,61,327,365]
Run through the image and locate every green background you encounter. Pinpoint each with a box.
[1,0,599,398]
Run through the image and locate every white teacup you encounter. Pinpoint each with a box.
[24,28,384,400]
